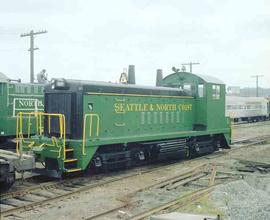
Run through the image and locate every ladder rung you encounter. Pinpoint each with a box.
[64,158,78,163]
[66,168,81,173]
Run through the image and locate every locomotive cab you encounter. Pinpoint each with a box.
[161,70,229,134]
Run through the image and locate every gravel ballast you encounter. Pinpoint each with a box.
[211,179,270,220]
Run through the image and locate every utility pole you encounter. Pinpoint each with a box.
[251,75,264,97]
[20,30,47,83]
[182,62,200,73]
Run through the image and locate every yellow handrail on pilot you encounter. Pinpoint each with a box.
[82,114,100,155]
[35,112,39,133]
[16,112,66,159]
[27,114,31,139]
[39,113,42,135]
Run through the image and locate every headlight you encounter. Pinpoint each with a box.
[51,78,68,90]
[56,80,65,87]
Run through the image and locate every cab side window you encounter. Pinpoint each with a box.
[198,84,204,98]
[0,83,4,96]
[212,85,220,99]
[183,83,195,96]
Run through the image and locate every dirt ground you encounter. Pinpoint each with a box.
[231,120,270,140]
[3,121,270,220]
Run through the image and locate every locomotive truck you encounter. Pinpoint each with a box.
[15,68,231,178]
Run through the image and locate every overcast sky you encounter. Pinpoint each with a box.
[0,0,269,88]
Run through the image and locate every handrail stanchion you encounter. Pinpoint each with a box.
[96,115,100,137]
[59,115,63,138]
[82,114,100,156]
[48,115,51,134]
[63,115,66,160]
[39,113,42,135]
[89,114,92,137]
[35,112,39,134]
[19,112,23,139]
[16,114,19,154]
[27,114,31,139]
[82,115,87,155]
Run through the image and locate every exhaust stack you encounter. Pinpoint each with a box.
[127,65,136,84]
[156,69,163,86]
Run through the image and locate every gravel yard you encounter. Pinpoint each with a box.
[177,121,270,220]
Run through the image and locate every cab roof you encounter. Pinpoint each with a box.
[162,71,224,85]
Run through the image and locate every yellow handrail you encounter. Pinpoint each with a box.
[16,112,66,159]
[48,115,51,134]
[16,114,19,153]
[39,113,42,135]
[27,114,31,139]
[82,114,100,155]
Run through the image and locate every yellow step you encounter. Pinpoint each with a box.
[64,158,78,163]
[66,168,81,173]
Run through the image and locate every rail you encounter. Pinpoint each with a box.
[82,113,100,155]
[16,112,66,159]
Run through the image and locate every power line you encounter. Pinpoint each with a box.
[251,75,264,97]
[182,62,200,73]
[20,30,47,83]
[0,32,19,35]
[0,48,25,51]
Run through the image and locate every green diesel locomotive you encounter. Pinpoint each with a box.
[16,69,231,178]
[0,73,44,146]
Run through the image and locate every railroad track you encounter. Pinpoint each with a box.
[85,163,219,220]
[232,120,270,127]
[86,187,216,220]
[84,138,270,220]
[0,156,219,218]
[0,158,200,201]
[0,166,162,217]
[1,137,268,218]
[127,186,215,220]
[0,160,211,218]
[0,148,227,201]
[231,134,270,146]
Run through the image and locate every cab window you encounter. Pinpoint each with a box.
[183,83,191,91]
[198,84,204,98]
[212,85,220,99]
[183,83,195,96]
[0,83,4,96]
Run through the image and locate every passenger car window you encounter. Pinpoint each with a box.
[212,85,220,99]
[34,86,39,94]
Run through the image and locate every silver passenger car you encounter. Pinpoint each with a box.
[226,96,269,122]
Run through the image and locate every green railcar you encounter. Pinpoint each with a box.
[17,70,231,178]
[0,73,44,145]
